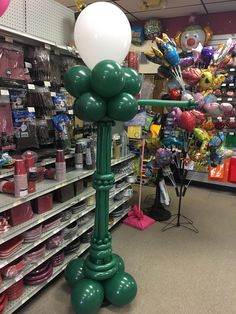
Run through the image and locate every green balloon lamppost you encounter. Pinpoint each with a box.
[63,3,195,314]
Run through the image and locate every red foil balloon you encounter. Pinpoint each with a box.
[178,111,196,132]
[169,89,182,100]
[190,110,206,126]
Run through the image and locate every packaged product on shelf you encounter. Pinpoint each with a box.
[26,47,50,81]
[0,236,23,259]
[0,94,15,151]
[0,292,8,312]
[24,151,37,193]
[1,258,25,279]
[61,56,78,74]
[0,180,14,195]
[12,110,39,150]
[0,43,26,80]
[37,119,55,145]
[52,93,67,112]
[9,88,27,110]
[75,142,84,169]
[0,217,10,233]
[52,114,71,149]
[14,159,28,198]
[23,224,42,243]
[24,244,46,264]
[24,261,53,285]
[54,183,75,203]
[55,149,66,182]
[51,250,65,267]
[27,87,54,118]
[50,55,61,84]
[6,279,24,300]
[32,193,53,214]
[9,201,33,226]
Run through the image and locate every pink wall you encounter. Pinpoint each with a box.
[133,11,236,37]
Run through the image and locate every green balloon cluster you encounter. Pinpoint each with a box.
[64,60,142,122]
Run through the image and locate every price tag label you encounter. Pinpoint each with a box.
[44,81,51,87]
[229,68,236,72]
[217,98,222,101]
[25,62,32,69]
[5,36,13,43]
[229,83,235,87]
[229,132,235,135]
[68,109,74,115]
[44,43,51,50]
[227,98,233,102]
[27,84,35,90]
[28,107,35,112]
[50,92,56,97]
[221,83,226,87]
[0,90,9,96]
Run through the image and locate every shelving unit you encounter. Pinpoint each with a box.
[0,153,135,313]
[5,205,131,314]
[187,170,236,188]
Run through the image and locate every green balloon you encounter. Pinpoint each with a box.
[91,60,125,98]
[103,271,137,306]
[71,279,104,314]
[64,65,91,98]
[122,67,142,96]
[74,92,106,122]
[113,254,125,272]
[64,258,84,288]
[107,92,138,122]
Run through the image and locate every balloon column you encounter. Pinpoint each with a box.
[0,0,11,17]
[63,3,195,314]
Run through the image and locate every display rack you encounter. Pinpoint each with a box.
[0,154,134,313]
[5,205,131,314]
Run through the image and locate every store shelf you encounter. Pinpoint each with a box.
[0,188,95,245]
[4,206,130,314]
[0,182,131,269]
[0,153,74,180]
[187,171,236,188]
[0,170,133,245]
[0,154,134,214]
[0,154,134,180]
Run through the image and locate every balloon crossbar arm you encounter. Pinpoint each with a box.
[137,99,196,109]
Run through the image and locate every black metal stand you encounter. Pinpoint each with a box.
[146,168,172,222]
[161,154,199,233]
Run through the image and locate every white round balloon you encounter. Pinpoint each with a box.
[74,2,131,69]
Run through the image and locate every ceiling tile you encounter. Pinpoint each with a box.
[125,13,139,21]
[116,0,202,13]
[133,5,205,19]
[206,1,236,12]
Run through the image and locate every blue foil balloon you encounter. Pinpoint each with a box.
[205,94,217,104]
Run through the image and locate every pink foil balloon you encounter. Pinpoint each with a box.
[193,93,205,109]
[203,102,222,118]
[220,103,233,117]
[191,110,206,126]
[0,0,11,17]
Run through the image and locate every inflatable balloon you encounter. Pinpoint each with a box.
[182,67,202,86]
[174,15,213,52]
[199,69,213,91]
[74,2,131,69]
[219,103,233,117]
[169,89,182,100]
[0,0,11,17]
[178,111,196,132]
[201,46,215,68]
[193,93,205,108]
[191,109,206,126]
[156,148,173,168]
[203,102,222,117]
[181,91,194,101]
[193,128,210,153]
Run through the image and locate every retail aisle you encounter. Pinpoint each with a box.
[19,185,236,314]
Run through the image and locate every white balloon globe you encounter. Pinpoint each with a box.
[74,2,131,69]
